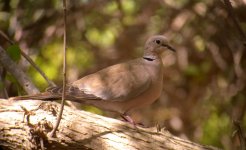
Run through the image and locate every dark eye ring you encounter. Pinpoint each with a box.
[155,40,160,44]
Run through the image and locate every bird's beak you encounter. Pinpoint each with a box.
[162,44,176,52]
[166,45,176,52]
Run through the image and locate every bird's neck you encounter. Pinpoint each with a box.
[142,55,163,68]
[143,53,160,61]
[143,47,161,61]
[143,57,155,61]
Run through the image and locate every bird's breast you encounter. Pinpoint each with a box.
[120,61,164,112]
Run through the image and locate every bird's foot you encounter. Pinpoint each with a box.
[121,113,149,128]
[121,114,136,126]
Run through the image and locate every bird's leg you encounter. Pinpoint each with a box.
[121,113,149,128]
[121,113,136,126]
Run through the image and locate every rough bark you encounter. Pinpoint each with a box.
[0,99,220,150]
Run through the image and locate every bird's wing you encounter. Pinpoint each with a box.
[46,86,101,100]
[71,58,152,101]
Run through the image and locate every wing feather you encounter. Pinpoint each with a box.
[72,58,151,101]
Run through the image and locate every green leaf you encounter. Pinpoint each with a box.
[6,44,21,62]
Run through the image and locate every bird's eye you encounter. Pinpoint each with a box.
[155,40,161,44]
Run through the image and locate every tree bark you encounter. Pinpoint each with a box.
[0,99,220,150]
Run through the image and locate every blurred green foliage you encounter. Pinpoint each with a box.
[86,27,116,47]
[0,0,245,149]
[28,41,95,90]
[6,44,21,62]
[201,110,231,147]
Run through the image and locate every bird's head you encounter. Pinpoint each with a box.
[144,35,175,59]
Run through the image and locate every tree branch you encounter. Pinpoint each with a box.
[0,46,39,95]
[223,0,246,47]
[0,30,56,87]
[0,99,221,150]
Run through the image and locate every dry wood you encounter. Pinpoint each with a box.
[0,99,220,150]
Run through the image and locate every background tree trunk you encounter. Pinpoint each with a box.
[0,99,220,150]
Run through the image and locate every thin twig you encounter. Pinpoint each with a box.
[233,120,246,150]
[223,0,246,47]
[0,30,56,87]
[49,0,67,137]
[0,30,14,45]
[0,67,8,98]
[21,51,56,87]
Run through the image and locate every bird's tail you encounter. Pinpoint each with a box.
[9,91,61,101]
[9,86,101,103]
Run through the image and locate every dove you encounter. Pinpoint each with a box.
[10,35,175,124]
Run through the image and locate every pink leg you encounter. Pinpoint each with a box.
[121,113,136,126]
[121,113,148,128]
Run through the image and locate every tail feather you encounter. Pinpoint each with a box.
[9,92,61,101]
[9,86,101,102]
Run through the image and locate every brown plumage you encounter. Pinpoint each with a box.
[9,35,175,122]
